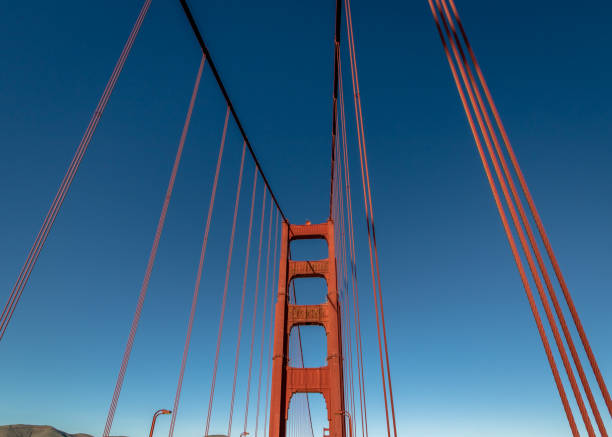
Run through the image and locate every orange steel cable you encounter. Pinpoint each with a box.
[347,50,398,437]
[447,0,612,420]
[167,74,229,437]
[340,80,368,437]
[436,1,597,433]
[438,1,606,433]
[339,59,368,437]
[228,165,259,437]
[346,0,397,426]
[427,2,581,435]
[1,3,150,332]
[254,201,275,437]
[343,3,395,435]
[333,144,346,423]
[330,0,343,218]
[243,189,268,435]
[0,0,153,342]
[340,69,366,437]
[352,129,393,437]
[336,160,351,437]
[337,139,358,437]
[437,0,603,430]
[341,160,358,437]
[204,140,247,437]
[263,214,280,437]
[103,53,206,437]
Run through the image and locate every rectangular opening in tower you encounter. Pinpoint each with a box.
[289,325,327,368]
[289,277,328,306]
[289,238,328,261]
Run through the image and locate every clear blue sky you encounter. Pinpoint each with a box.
[1,1,611,436]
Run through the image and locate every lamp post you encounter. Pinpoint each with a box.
[149,409,172,437]
[336,411,353,437]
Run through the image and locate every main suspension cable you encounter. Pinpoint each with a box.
[178,0,287,223]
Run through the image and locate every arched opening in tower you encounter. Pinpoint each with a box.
[287,392,329,437]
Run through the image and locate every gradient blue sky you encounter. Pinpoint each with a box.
[1,1,611,436]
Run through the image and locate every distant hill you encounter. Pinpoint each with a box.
[0,425,127,437]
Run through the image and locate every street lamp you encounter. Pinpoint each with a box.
[336,410,353,437]
[149,409,172,437]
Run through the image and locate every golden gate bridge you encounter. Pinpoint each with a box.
[1,1,610,436]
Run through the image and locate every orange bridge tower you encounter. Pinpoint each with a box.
[268,220,346,437]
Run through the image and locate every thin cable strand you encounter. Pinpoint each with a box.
[438,1,604,433]
[344,1,394,434]
[427,2,580,434]
[0,0,152,342]
[448,0,612,419]
[254,201,275,437]
[204,140,247,436]
[103,50,205,437]
[242,189,268,434]
[263,212,280,437]
[339,58,368,437]
[227,164,259,437]
[168,62,233,437]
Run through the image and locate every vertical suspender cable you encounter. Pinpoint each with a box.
[434,1,596,434]
[336,151,352,437]
[329,0,343,217]
[103,51,205,437]
[168,69,230,437]
[339,60,368,437]
[338,72,358,437]
[204,139,247,437]
[228,165,259,437]
[437,1,605,433]
[426,2,581,435]
[343,1,397,435]
[337,145,357,437]
[263,213,280,437]
[0,0,152,342]
[242,190,268,435]
[447,0,612,420]
[254,201,274,437]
